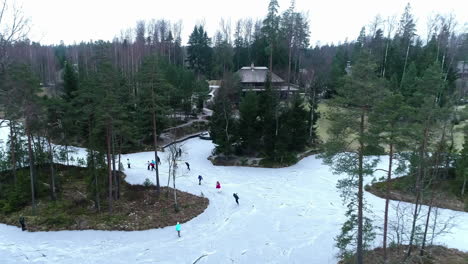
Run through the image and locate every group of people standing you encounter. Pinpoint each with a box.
[146,157,161,170]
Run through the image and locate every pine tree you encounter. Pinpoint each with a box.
[210,73,238,154]
[187,26,213,78]
[212,32,234,79]
[328,46,349,97]
[405,63,446,258]
[369,90,408,261]
[2,64,42,214]
[258,73,279,160]
[138,56,171,197]
[62,61,78,102]
[91,43,126,212]
[320,53,383,263]
[42,96,66,201]
[285,95,308,152]
[262,0,280,71]
[239,92,259,154]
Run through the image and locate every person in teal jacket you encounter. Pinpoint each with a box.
[176,222,181,237]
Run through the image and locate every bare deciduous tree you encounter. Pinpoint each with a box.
[165,141,187,212]
[0,0,30,73]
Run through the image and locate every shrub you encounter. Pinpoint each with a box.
[143,178,153,187]
[240,158,248,166]
[41,212,73,227]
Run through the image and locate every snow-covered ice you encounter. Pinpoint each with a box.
[0,135,467,263]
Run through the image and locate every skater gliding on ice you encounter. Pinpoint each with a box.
[198,175,203,185]
[127,159,131,169]
[176,222,181,237]
[216,181,221,192]
[147,161,150,170]
[233,193,239,205]
[185,162,190,171]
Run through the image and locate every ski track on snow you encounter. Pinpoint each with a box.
[0,123,467,263]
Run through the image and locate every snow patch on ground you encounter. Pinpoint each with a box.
[0,126,467,263]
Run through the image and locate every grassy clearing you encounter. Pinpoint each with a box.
[317,101,468,151]
[366,175,467,212]
[338,245,468,264]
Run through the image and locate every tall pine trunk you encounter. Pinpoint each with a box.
[420,191,434,256]
[66,145,69,166]
[9,121,17,186]
[47,136,56,201]
[462,174,467,197]
[111,131,117,200]
[88,119,100,212]
[26,124,36,215]
[287,41,292,98]
[269,42,274,74]
[381,38,390,78]
[117,137,122,199]
[172,160,178,212]
[152,111,161,196]
[356,110,365,264]
[91,150,101,212]
[421,125,446,256]
[166,153,172,198]
[106,123,113,213]
[400,42,411,89]
[309,84,316,142]
[383,140,394,262]
[407,126,429,258]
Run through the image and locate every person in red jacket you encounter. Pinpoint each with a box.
[216,181,221,192]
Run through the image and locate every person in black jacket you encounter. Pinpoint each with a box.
[19,216,26,231]
[198,175,203,185]
[233,193,239,205]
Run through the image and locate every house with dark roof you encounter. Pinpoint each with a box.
[236,63,299,99]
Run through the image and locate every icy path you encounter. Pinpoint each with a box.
[0,138,467,264]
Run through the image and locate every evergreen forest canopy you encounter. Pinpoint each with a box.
[0,0,468,263]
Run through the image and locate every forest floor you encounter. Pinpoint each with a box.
[338,245,468,264]
[0,165,209,231]
[366,176,467,212]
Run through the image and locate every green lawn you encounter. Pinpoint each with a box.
[316,101,467,151]
[316,102,332,143]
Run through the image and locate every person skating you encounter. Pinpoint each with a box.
[146,161,150,170]
[233,193,239,205]
[185,162,190,171]
[216,181,221,192]
[176,222,181,237]
[127,158,131,169]
[151,160,155,171]
[198,175,203,185]
[19,216,26,231]
[178,148,182,157]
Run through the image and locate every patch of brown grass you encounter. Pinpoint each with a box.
[339,245,468,264]
[0,170,209,232]
[366,177,466,212]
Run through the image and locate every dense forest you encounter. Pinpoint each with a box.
[1,0,468,263]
